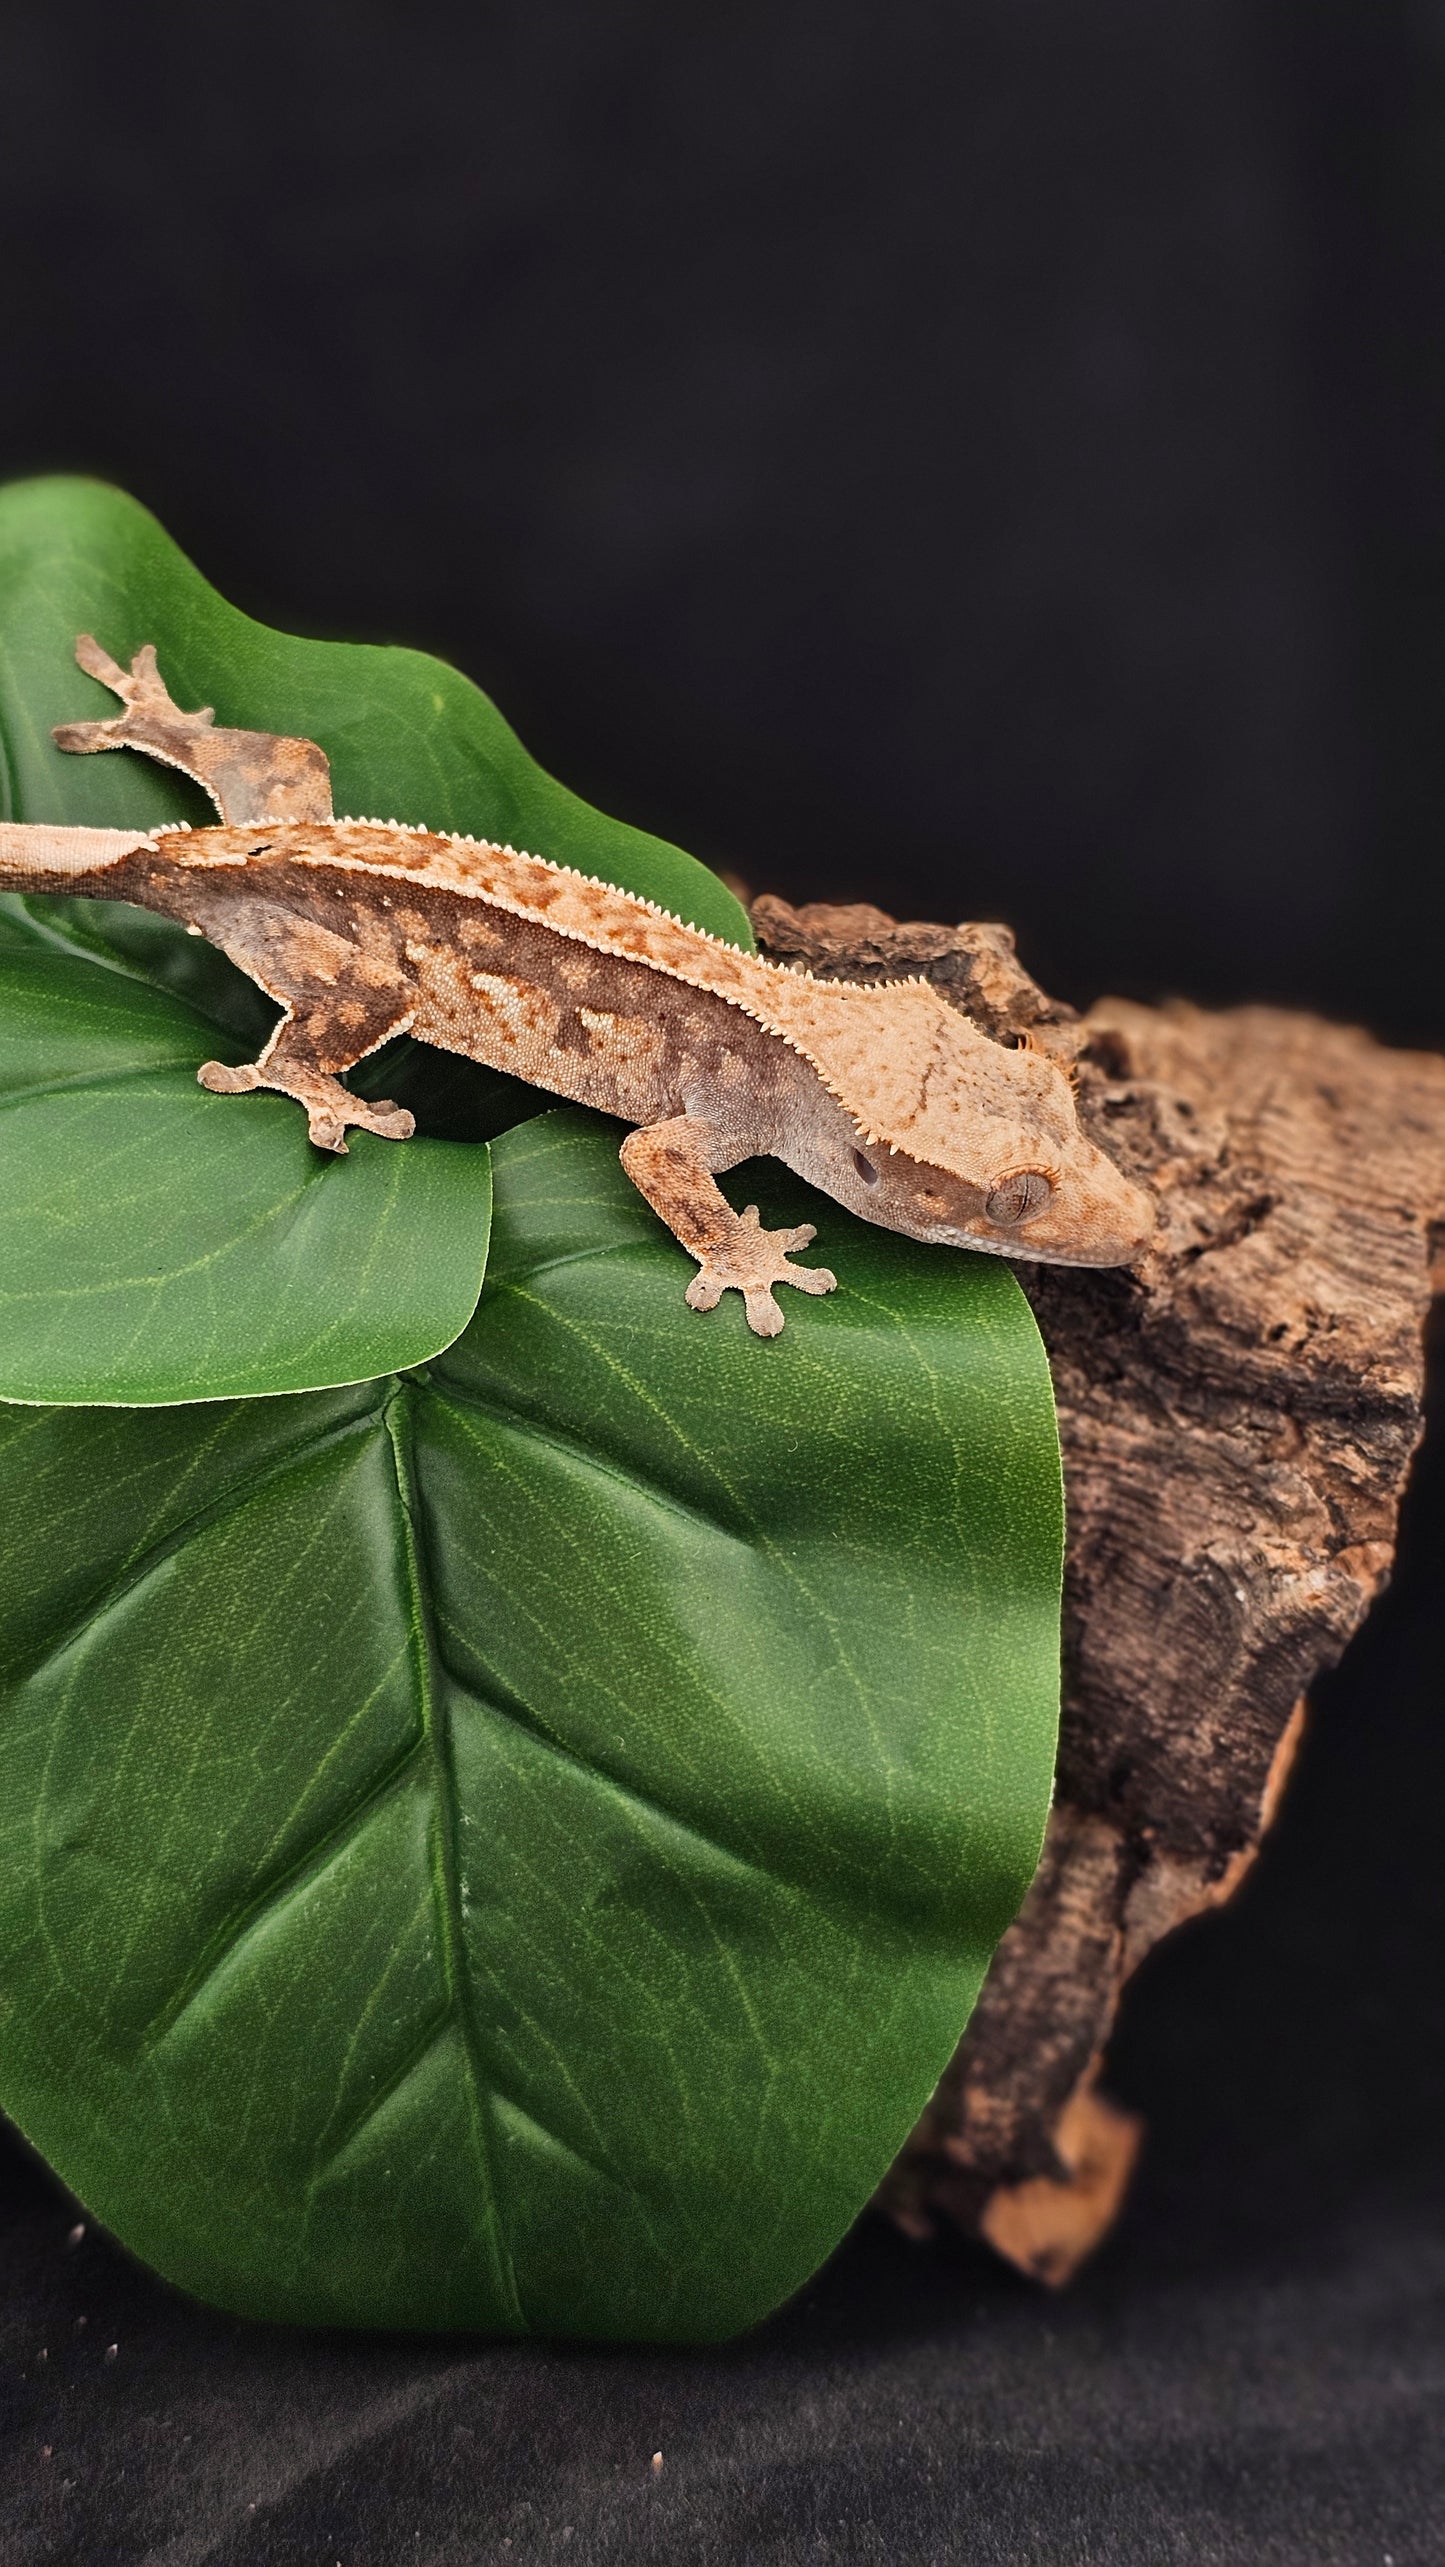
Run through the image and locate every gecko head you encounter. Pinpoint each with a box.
[807,1002,1155,1268]
[881,1120,1155,1267]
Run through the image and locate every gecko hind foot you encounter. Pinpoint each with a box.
[54,639,227,767]
[55,636,334,824]
[197,1059,416,1154]
[684,1206,837,1338]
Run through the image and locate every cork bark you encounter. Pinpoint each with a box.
[752,895,1445,2283]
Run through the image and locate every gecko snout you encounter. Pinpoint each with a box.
[1017,1148,1156,1267]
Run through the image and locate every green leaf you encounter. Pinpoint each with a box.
[0,1113,1062,2340]
[0,476,1062,2341]
[0,946,492,1405]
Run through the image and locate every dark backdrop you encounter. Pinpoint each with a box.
[6,1,1445,1041]
[4,8,1445,2560]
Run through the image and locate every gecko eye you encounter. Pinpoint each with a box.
[985,1169,1054,1226]
[851,1148,880,1186]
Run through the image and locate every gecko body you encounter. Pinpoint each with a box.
[0,640,1153,1333]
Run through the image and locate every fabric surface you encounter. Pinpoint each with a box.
[4,1346,1444,2566]
[3,2166,1443,2565]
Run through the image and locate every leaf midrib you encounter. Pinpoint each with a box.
[382,1385,527,2335]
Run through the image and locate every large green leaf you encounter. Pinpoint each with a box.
[0,476,1063,2341]
[0,1112,1063,2340]
[0,473,749,1401]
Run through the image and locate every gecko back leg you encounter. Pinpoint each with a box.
[194,904,418,1153]
[53,637,334,825]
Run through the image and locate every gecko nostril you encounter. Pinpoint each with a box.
[851,1149,879,1186]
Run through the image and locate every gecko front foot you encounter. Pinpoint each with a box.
[198,1059,416,1154]
[684,1206,837,1338]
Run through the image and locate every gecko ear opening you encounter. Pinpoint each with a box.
[851,1148,880,1186]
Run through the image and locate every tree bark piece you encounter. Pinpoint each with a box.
[751,897,1445,2280]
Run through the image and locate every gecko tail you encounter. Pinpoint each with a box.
[0,821,155,885]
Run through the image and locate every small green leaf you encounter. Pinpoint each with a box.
[0,947,493,1406]
[0,1113,1063,2340]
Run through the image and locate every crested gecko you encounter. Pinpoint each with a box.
[0,639,1154,1335]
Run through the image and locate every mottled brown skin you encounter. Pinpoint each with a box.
[0,641,1154,1332]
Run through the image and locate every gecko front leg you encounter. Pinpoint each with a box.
[619,1115,836,1337]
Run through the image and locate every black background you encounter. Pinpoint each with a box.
[3,7,1445,2559]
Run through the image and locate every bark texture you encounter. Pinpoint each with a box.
[752,895,1445,2282]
